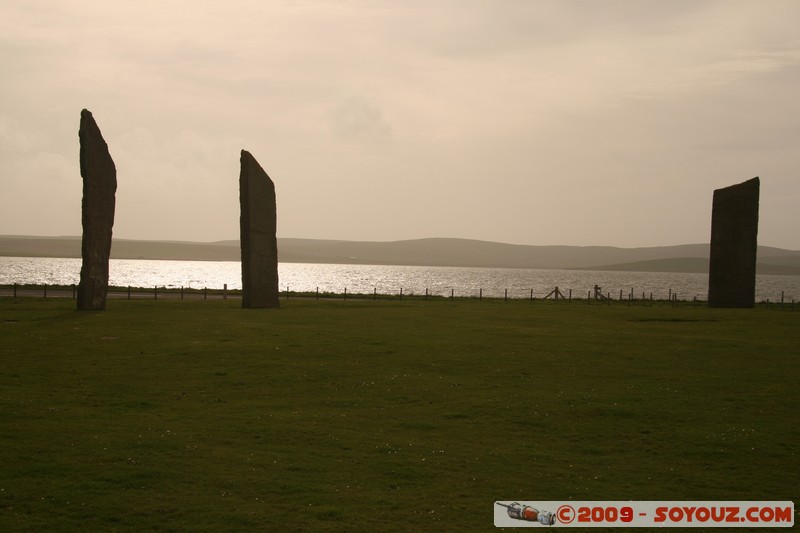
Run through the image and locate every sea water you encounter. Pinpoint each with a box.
[1,256,797,301]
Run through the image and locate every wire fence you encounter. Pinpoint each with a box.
[1,283,797,309]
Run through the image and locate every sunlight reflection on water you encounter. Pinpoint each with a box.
[0,257,797,301]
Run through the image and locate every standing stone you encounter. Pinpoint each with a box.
[239,150,279,308]
[708,177,759,308]
[77,109,117,310]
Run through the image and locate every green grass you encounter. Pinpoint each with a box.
[0,298,798,531]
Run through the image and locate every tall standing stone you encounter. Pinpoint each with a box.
[708,177,759,308]
[239,150,279,308]
[77,109,117,310]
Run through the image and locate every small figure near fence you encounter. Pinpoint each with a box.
[593,285,610,300]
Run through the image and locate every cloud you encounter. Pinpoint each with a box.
[330,96,393,143]
[0,116,46,154]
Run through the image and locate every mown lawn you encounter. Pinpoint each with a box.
[0,298,797,531]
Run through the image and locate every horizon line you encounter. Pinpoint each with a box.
[3,233,799,252]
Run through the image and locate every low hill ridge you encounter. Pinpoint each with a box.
[1,235,799,275]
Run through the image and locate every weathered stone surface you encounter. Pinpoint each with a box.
[708,177,759,308]
[239,150,279,308]
[77,109,117,310]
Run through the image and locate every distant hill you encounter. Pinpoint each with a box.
[0,236,239,262]
[2,235,799,275]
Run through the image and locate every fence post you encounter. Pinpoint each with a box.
[154,286,158,300]
[181,286,184,300]
[374,287,377,301]
[504,288,508,302]
[569,288,572,302]
[344,287,347,301]
[400,288,403,300]
[316,287,319,300]
[531,289,534,301]
[43,284,47,299]
[13,283,17,298]
[781,291,785,310]
[479,288,483,301]
[286,286,290,300]
[451,288,454,300]
[425,288,429,301]
[223,284,227,300]
[204,287,207,300]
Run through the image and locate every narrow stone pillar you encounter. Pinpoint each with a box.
[77,109,117,310]
[239,150,280,308]
[708,177,759,308]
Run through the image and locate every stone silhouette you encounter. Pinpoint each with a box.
[708,177,759,308]
[239,150,280,308]
[77,109,117,310]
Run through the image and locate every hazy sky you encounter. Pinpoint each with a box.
[1,0,799,248]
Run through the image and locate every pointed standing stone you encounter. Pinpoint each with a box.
[77,109,117,310]
[708,177,759,308]
[239,150,280,308]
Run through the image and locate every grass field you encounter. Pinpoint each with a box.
[0,297,797,531]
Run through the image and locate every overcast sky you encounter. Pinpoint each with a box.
[1,0,798,248]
